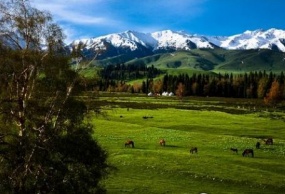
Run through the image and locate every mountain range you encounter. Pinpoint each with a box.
[69,28,285,71]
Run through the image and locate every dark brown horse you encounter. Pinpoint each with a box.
[190,147,198,154]
[125,140,134,148]
[263,138,273,145]
[256,142,261,149]
[159,139,166,146]
[230,148,238,154]
[242,149,254,157]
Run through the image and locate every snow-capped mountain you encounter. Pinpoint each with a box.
[69,28,285,60]
[150,30,215,50]
[70,29,215,53]
[71,30,156,51]
[207,28,285,52]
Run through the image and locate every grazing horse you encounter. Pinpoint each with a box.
[256,142,261,149]
[263,138,273,145]
[125,140,134,148]
[190,147,198,154]
[230,148,238,154]
[242,149,254,157]
[159,139,166,146]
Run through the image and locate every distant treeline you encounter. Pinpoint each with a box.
[98,63,163,81]
[83,63,284,102]
[154,71,284,99]
[93,63,163,91]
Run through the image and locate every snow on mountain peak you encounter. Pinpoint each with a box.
[70,28,285,53]
[121,30,157,48]
[208,28,285,52]
[150,30,214,50]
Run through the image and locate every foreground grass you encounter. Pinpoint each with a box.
[90,99,285,194]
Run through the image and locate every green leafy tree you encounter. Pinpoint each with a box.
[0,0,110,193]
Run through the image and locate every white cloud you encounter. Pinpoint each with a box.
[32,0,207,26]
[30,0,208,42]
[31,0,112,25]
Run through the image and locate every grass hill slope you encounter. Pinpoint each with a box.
[112,49,285,73]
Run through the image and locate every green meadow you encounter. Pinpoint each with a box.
[88,95,285,194]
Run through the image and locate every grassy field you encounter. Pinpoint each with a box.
[89,95,285,194]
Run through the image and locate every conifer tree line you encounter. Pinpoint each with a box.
[92,64,284,104]
[157,71,284,99]
[96,63,163,91]
[99,63,163,81]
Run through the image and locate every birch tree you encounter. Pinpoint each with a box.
[0,0,109,193]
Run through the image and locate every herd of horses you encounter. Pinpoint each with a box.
[125,137,273,157]
[230,138,274,157]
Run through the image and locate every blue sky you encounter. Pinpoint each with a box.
[32,0,285,43]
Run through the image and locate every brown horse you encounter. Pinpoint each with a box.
[263,138,273,145]
[190,147,198,154]
[256,142,261,149]
[230,148,238,154]
[242,149,254,157]
[159,139,166,146]
[125,140,134,148]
